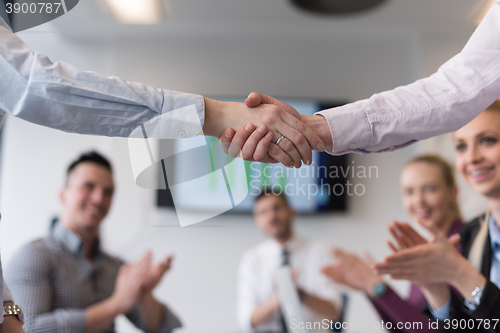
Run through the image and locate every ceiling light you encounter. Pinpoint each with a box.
[289,0,388,15]
[104,0,164,25]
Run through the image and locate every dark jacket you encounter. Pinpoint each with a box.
[434,214,500,332]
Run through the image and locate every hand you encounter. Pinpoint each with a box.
[322,248,382,296]
[419,282,451,310]
[203,98,325,168]
[373,222,463,286]
[141,254,173,296]
[245,93,332,151]
[387,220,428,252]
[219,93,333,167]
[220,125,279,164]
[111,252,151,314]
[385,221,453,308]
[250,294,281,328]
[269,294,281,310]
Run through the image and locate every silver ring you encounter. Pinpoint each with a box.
[276,135,286,145]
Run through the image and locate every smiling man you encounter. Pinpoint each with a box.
[5,151,181,333]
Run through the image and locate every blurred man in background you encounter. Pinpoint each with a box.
[237,189,341,333]
[5,151,181,333]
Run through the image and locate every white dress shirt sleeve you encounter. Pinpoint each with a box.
[0,16,205,139]
[429,296,451,321]
[2,281,13,304]
[237,251,259,333]
[0,281,14,324]
[308,243,342,309]
[317,1,500,155]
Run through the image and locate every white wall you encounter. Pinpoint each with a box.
[0,18,480,333]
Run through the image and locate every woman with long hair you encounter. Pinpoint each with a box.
[375,100,500,332]
[322,155,463,333]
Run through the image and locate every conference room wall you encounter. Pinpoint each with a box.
[0,24,480,332]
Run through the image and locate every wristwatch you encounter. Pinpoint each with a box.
[3,305,24,324]
[468,285,485,307]
[372,282,387,299]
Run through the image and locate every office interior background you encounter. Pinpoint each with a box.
[0,0,496,332]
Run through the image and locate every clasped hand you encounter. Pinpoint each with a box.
[205,93,332,168]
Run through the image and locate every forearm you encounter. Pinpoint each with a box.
[84,297,121,333]
[139,293,163,332]
[302,115,333,152]
[420,284,451,310]
[300,291,339,320]
[203,98,230,138]
[250,297,280,328]
[450,257,487,302]
[203,98,255,138]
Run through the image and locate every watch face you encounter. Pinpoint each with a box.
[373,283,387,297]
[469,286,484,306]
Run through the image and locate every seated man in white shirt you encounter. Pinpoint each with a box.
[237,189,341,333]
[5,151,181,333]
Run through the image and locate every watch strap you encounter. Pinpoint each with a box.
[3,304,24,324]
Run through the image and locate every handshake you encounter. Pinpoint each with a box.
[203,92,333,168]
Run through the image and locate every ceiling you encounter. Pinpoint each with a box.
[49,0,493,40]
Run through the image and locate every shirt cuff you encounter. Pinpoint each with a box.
[55,309,86,333]
[429,297,451,320]
[315,103,371,155]
[156,305,182,333]
[159,90,205,139]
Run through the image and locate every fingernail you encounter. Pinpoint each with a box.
[306,160,311,166]
[258,125,266,133]
[265,132,273,139]
[247,92,253,99]
[245,123,254,131]
[317,143,325,152]
[224,128,233,138]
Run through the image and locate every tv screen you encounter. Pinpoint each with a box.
[157,99,349,214]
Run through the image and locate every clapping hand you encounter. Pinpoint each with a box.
[111,252,174,314]
[112,252,152,314]
[322,248,383,297]
[373,221,462,286]
[386,220,428,252]
[141,254,174,296]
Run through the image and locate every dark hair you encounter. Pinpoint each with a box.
[67,151,112,178]
[255,187,289,206]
